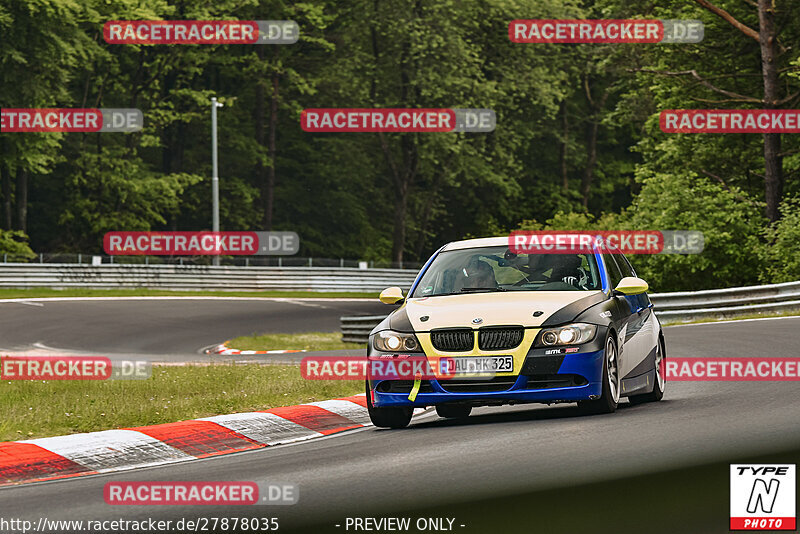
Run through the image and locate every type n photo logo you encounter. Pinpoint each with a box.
[730,464,796,530]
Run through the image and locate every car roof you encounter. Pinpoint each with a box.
[440,236,511,251]
[440,235,621,254]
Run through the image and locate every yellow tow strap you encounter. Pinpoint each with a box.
[408,374,422,402]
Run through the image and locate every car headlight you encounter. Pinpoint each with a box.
[536,323,597,347]
[373,330,421,352]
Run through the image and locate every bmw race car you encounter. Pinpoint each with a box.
[366,236,666,428]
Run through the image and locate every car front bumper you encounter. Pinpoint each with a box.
[371,348,605,408]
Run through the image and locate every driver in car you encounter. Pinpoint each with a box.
[526,254,585,288]
[457,256,497,290]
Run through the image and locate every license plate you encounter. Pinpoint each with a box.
[447,356,514,374]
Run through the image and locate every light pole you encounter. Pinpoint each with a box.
[211,97,223,266]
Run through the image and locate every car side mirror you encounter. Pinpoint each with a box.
[613,277,649,296]
[379,286,405,305]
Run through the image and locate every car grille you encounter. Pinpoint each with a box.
[430,329,474,351]
[439,376,518,393]
[478,327,524,351]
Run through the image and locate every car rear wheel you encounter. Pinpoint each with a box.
[435,404,472,419]
[366,381,413,429]
[577,333,619,415]
[628,337,666,405]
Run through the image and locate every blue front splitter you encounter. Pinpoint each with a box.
[372,349,605,408]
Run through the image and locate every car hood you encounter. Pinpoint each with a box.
[402,290,605,331]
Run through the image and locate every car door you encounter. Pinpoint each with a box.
[607,252,657,379]
[602,252,644,379]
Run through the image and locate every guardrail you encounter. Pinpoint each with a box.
[650,280,800,323]
[341,281,800,344]
[1,253,424,270]
[342,316,389,344]
[0,264,417,293]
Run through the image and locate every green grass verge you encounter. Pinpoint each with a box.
[662,309,800,326]
[0,364,362,442]
[226,332,362,352]
[0,288,377,299]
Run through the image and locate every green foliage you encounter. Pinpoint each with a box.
[59,146,203,249]
[623,171,765,291]
[516,171,766,291]
[761,198,800,283]
[0,230,35,261]
[1,0,800,290]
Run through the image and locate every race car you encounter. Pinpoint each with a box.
[366,236,666,428]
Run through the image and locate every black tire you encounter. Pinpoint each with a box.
[628,337,666,405]
[366,381,413,429]
[578,333,620,415]
[435,404,472,419]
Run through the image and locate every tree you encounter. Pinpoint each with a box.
[636,0,800,221]
[0,0,96,234]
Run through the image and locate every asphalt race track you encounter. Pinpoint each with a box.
[0,298,385,359]
[2,300,800,533]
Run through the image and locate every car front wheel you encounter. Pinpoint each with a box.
[366,381,413,429]
[577,333,620,415]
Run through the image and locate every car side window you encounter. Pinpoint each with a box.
[602,253,624,288]
[616,253,635,279]
[613,251,650,307]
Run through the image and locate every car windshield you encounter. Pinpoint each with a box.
[410,246,602,297]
